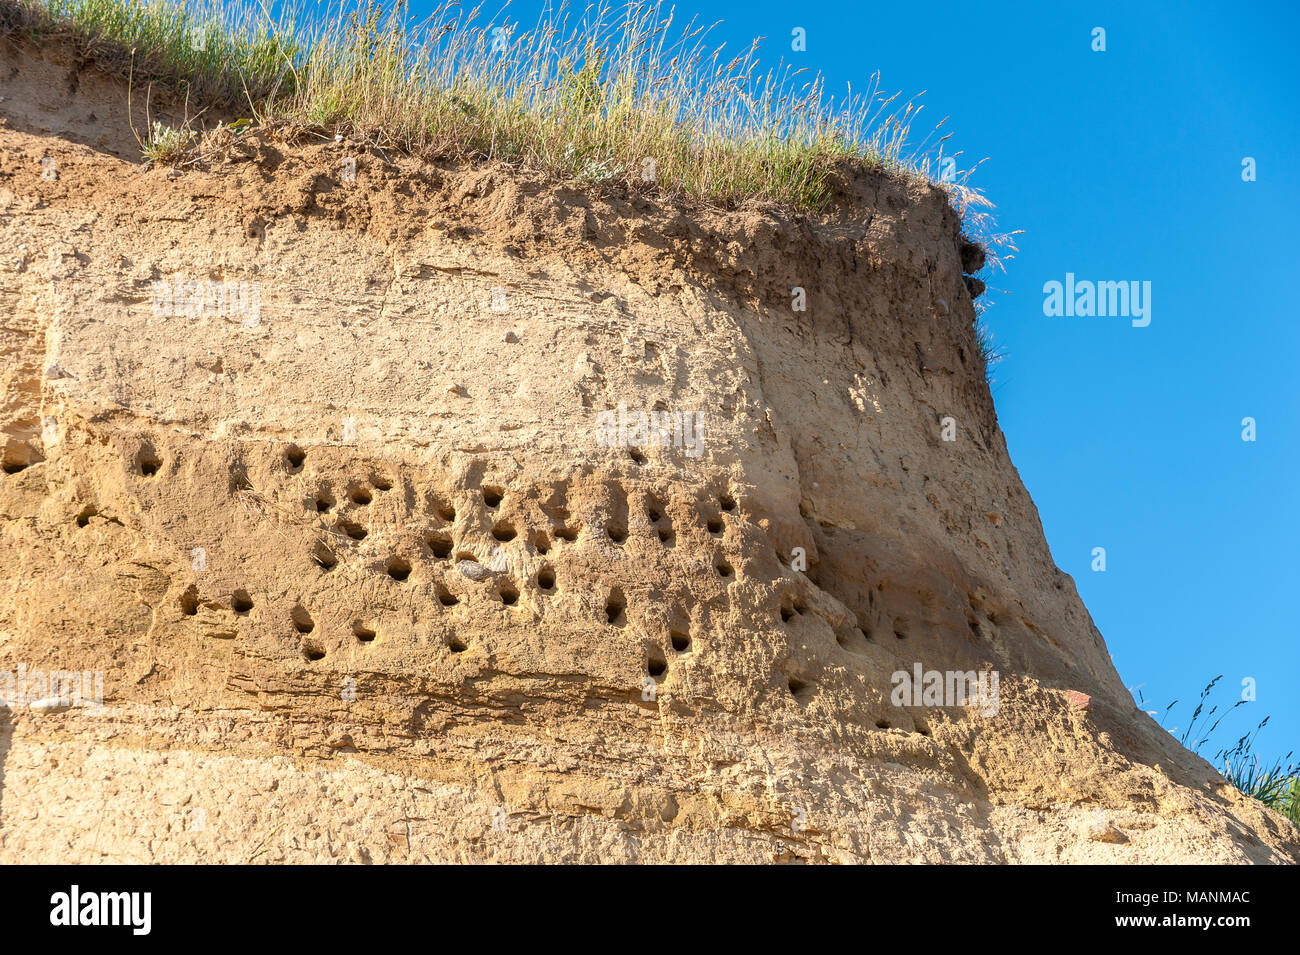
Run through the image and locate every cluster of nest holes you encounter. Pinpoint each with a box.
[645,495,675,545]
[779,598,807,624]
[179,584,255,619]
[290,605,326,660]
[646,627,692,682]
[292,477,741,658]
[779,593,909,647]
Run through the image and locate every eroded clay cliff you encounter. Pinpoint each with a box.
[1,36,1296,863]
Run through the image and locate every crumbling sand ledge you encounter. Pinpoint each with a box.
[0,38,1296,863]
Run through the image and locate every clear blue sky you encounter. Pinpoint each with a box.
[397,0,1298,765]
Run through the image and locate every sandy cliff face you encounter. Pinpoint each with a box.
[0,38,1296,863]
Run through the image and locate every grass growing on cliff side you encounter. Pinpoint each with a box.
[2,0,1012,235]
[1137,676,1300,825]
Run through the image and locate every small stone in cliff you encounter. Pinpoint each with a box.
[1066,691,1093,712]
[1089,822,1129,844]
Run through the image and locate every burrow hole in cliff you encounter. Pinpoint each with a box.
[229,464,254,493]
[533,531,551,555]
[448,634,467,653]
[554,525,578,543]
[371,475,393,491]
[135,444,163,477]
[646,496,674,545]
[715,558,734,579]
[231,590,254,614]
[301,640,326,662]
[75,506,97,527]
[285,444,306,471]
[311,541,338,571]
[492,522,517,542]
[179,586,200,616]
[497,582,519,605]
[706,516,723,536]
[537,566,556,592]
[386,557,412,582]
[432,499,456,522]
[352,622,376,644]
[426,531,453,559]
[291,605,315,634]
[628,448,647,465]
[647,650,667,680]
[875,719,891,730]
[605,587,627,626]
[780,598,806,624]
[315,488,336,513]
[482,486,504,508]
[788,677,813,704]
[347,485,372,506]
[436,584,459,607]
[606,522,627,544]
[719,494,736,513]
[339,519,367,541]
[3,441,42,474]
[670,629,691,653]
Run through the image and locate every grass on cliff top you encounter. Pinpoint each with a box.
[3,0,1014,247]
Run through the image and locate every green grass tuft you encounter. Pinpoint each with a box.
[140,119,195,161]
[1135,676,1299,825]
